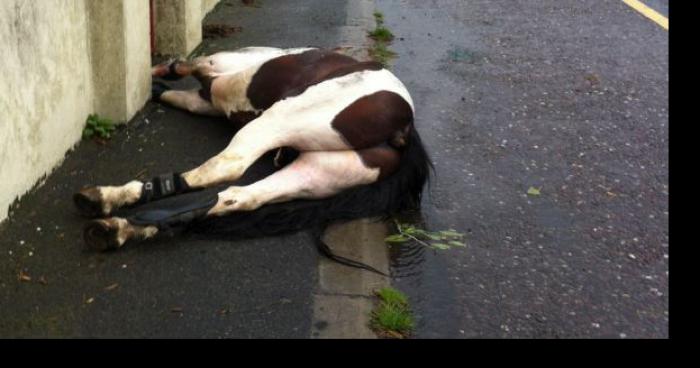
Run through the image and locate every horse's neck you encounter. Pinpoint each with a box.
[212,47,316,77]
[210,69,260,116]
[210,47,318,116]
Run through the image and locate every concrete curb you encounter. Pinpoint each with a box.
[309,0,389,339]
[334,0,375,61]
[311,218,391,338]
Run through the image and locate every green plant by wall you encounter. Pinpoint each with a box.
[83,114,116,140]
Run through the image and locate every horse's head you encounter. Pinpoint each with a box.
[192,48,288,77]
[153,47,307,82]
[151,53,227,81]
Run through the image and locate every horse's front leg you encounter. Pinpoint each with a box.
[154,88,225,117]
[151,56,225,117]
[82,148,396,250]
[74,181,146,218]
[73,114,283,217]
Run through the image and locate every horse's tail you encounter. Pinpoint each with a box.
[188,125,432,240]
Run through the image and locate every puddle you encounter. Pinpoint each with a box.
[389,241,426,278]
[386,211,463,338]
[445,46,483,64]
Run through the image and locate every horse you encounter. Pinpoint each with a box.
[73,47,430,270]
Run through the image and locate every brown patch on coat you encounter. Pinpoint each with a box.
[247,50,382,110]
[331,91,413,149]
[357,144,401,180]
[283,60,384,99]
[389,125,411,148]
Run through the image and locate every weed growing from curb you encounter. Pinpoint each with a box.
[369,42,397,68]
[368,26,394,43]
[368,11,397,67]
[370,287,414,338]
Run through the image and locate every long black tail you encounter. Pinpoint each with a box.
[187,127,432,270]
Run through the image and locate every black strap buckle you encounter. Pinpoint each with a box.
[137,172,189,205]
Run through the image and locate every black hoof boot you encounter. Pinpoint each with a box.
[152,81,172,102]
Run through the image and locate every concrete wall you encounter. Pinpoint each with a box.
[124,0,152,119]
[0,0,220,222]
[202,0,220,15]
[154,0,201,56]
[87,0,151,121]
[154,0,222,56]
[0,0,95,221]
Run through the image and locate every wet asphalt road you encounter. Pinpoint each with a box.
[381,0,668,337]
[0,0,668,338]
[0,0,352,338]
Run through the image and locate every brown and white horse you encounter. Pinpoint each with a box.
[74,47,430,261]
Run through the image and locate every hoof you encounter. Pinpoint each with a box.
[83,220,122,251]
[73,188,106,218]
[152,58,185,81]
[152,58,175,77]
[151,81,172,102]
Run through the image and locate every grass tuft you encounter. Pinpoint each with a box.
[368,26,395,42]
[367,11,397,68]
[368,42,397,68]
[370,287,414,338]
[376,287,409,305]
[373,11,385,25]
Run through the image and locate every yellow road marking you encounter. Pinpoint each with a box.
[622,0,669,30]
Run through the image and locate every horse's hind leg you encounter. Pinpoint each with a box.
[81,148,397,250]
[73,167,220,218]
[205,149,389,215]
